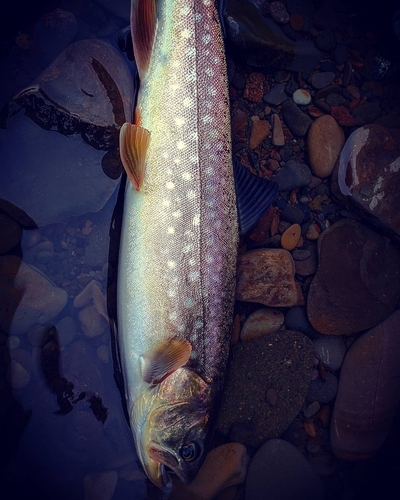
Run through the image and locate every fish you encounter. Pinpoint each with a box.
[117,0,277,490]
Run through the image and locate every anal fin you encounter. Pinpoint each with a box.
[119,122,150,191]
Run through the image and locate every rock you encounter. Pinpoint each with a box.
[285,307,320,339]
[281,224,301,250]
[290,14,304,31]
[217,332,313,447]
[236,249,304,307]
[243,72,265,104]
[97,344,110,364]
[32,9,78,68]
[294,248,317,276]
[310,72,335,90]
[240,308,285,341]
[351,101,381,126]
[331,310,400,460]
[271,114,285,146]
[78,305,109,338]
[0,39,133,226]
[315,29,336,51]
[269,2,290,24]
[330,105,355,127]
[55,316,77,346]
[305,223,320,240]
[274,160,312,191]
[280,204,305,224]
[83,471,118,500]
[0,255,67,336]
[282,100,312,137]
[304,401,320,419]
[307,372,338,404]
[325,93,346,107]
[0,213,21,254]
[307,115,345,178]
[307,219,400,335]
[292,88,311,105]
[313,336,347,371]
[8,360,30,389]
[263,83,288,106]
[249,118,270,149]
[332,124,400,239]
[245,439,325,500]
[170,443,248,500]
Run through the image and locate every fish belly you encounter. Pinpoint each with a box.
[117,0,238,406]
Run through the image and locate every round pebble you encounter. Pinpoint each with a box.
[281,224,301,250]
[307,372,338,404]
[290,14,304,31]
[241,308,285,341]
[304,401,321,418]
[313,336,347,371]
[293,88,311,105]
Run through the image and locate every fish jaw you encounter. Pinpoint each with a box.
[131,368,212,488]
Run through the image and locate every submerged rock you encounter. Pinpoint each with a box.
[331,310,400,460]
[307,219,400,335]
[240,308,284,341]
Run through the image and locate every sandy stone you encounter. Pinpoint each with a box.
[281,223,301,250]
[271,114,285,146]
[249,117,271,149]
[236,249,304,307]
[240,308,284,341]
[307,115,345,177]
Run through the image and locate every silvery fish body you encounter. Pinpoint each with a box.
[117,0,238,488]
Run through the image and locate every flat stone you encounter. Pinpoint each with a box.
[249,118,271,149]
[281,224,301,250]
[271,114,285,146]
[217,332,313,448]
[280,204,305,224]
[263,83,288,106]
[236,249,304,307]
[331,124,400,239]
[307,115,345,178]
[351,101,381,126]
[245,439,325,500]
[282,100,312,137]
[313,336,347,371]
[310,72,335,90]
[274,160,312,191]
[0,255,67,335]
[307,219,400,335]
[241,308,285,341]
[330,105,355,127]
[331,310,400,460]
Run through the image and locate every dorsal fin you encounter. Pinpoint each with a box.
[131,0,157,78]
[233,157,279,235]
[119,122,150,191]
[139,338,192,385]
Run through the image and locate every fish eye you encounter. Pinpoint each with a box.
[180,442,200,462]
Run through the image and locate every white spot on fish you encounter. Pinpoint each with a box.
[167,227,175,234]
[162,199,171,207]
[182,172,191,181]
[170,83,180,92]
[202,34,211,44]
[167,261,176,269]
[193,214,200,226]
[172,60,180,68]
[195,320,203,329]
[189,258,196,266]
[183,97,192,108]
[187,189,196,199]
[194,13,202,22]
[183,243,193,253]
[185,47,195,58]
[169,311,177,321]
[205,67,214,77]
[166,181,175,189]
[174,158,181,165]
[207,86,217,96]
[175,117,185,126]
[202,115,212,124]
[180,5,190,15]
[189,271,200,282]
[173,210,182,218]
[177,141,185,150]
[390,157,400,173]
[167,289,176,298]
[184,298,194,308]
[181,28,192,39]
[205,255,214,263]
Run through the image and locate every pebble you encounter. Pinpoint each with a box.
[304,401,321,419]
[244,72,265,103]
[78,305,109,338]
[271,114,285,146]
[330,105,356,126]
[290,14,304,31]
[315,29,336,51]
[55,316,77,346]
[292,249,310,261]
[263,83,288,106]
[347,85,360,99]
[245,439,325,500]
[8,359,30,389]
[313,336,347,371]
[294,250,317,276]
[249,117,270,149]
[281,224,301,250]
[292,88,311,105]
[274,160,312,191]
[97,344,110,363]
[280,204,305,224]
[306,223,320,240]
[83,471,118,500]
[315,85,340,100]
[171,443,248,500]
[241,308,285,341]
[325,93,346,107]
[236,249,304,307]
[269,2,290,24]
[286,306,321,339]
[307,372,338,404]
[307,115,345,178]
[0,213,21,255]
[310,71,335,90]
[351,101,381,126]
[282,100,312,137]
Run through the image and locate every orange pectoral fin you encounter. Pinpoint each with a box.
[131,0,157,78]
[139,338,192,385]
[119,122,150,191]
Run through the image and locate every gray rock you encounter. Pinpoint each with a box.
[55,316,77,347]
[315,29,336,51]
[310,72,336,90]
[263,83,288,106]
[351,101,381,126]
[307,372,338,404]
[245,439,325,500]
[285,306,321,338]
[325,93,346,107]
[281,204,305,224]
[313,336,347,371]
[282,100,312,137]
[274,160,312,191]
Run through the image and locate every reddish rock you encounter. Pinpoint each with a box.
[307,115,345,178]
[331,124,400,239]
[307,219,400,335]
[308,105,325,118]
[236,249,304,307]
[290,14,304,31]
[331,310,400,460]
[243,72,265,104]
[271,114,285,146]
[249,117,270,149]
[330,106,355,127]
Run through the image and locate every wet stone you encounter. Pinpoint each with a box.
[330,105,355,127]
[351,101,381,126]
[269,2,290,24]
[240,308,285,341]
[310,72,335,90]
[274,160,312,191]
[285,306,321,339]
[325,93,346,107]
[271,114,285,146]
[315,29,336,51]
[307,219,400,335]
[282,99,312,137]
[307,372,338,404]
[217,332,314,448]
[249,118,270,149]
[292,88,311,105]
[313,336,347,371]
[55,316,77,346]
[263,83,288,106]
[304,401,321,419]
[280,204,305,224]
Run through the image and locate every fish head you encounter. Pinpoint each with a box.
[131,367,213,489]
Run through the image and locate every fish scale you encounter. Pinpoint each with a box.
[117,0,238,488]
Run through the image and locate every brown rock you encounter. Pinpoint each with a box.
[281,224,301,250]
[330,105,355,127]
[290,14,304,31]
[307,115,344,178]
[249,117,270,149]
[307,219,400,335]
[308,105,325,118]
[236,249,304,307]
[331,124,400,239]
[331,310,400,460]
[78,305,108,338]
[243,72,265,104]
[240,308,284,341]
[170,443,248,500]
[271,114,285,146]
